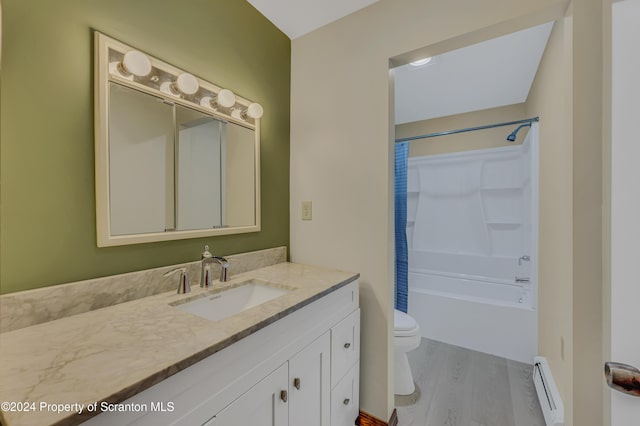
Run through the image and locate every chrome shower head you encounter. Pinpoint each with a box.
[506,123,531,142]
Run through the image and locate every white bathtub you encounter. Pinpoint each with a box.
[407,253,537,364]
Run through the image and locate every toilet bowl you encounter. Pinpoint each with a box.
[394,309,421,395]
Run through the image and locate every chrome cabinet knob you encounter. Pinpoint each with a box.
[344,342,351,349]
[343,398,350,405]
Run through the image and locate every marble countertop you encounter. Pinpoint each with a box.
[0,262,358,426]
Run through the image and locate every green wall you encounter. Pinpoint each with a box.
[0,0,291,294]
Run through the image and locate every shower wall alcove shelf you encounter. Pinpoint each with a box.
[94,32,263,246]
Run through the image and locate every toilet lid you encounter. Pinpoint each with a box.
[394,309,419,336]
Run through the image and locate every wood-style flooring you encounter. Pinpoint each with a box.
[395,339,545,426]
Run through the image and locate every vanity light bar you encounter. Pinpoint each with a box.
[103,33,262,125]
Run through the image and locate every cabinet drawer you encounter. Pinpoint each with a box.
[330,363,359,426]
[330,309,360,386]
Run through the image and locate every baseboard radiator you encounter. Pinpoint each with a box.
[533,356,564,426]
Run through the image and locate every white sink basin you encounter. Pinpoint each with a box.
[174,281,290,322]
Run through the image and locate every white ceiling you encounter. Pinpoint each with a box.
[245,2,553,126]
[394,22,554,125]
[247,0,380,39]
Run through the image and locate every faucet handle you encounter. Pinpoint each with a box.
[201,264,212,289]
[201,245,214,288]
[213,256,230,282]
[164,268,190,294]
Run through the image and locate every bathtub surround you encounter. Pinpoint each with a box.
[404,128,538,363]
[0,0,291,295]
[406,140,536,269]
[0,247,286,333]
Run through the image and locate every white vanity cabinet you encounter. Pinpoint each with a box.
[208,331,331,426]
[83,280,359,426]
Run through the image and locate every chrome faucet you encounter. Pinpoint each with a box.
[200,245,230,288]
[164,267,190,294]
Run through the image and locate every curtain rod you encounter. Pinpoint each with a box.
[395,116,539,143]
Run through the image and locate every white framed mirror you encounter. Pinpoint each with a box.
[94,32,261,247]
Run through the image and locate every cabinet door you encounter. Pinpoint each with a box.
[289,332,331,426]
[208,362,289,426]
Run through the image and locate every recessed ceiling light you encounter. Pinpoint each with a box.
[409,57,432,67]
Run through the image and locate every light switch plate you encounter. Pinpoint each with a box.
[302,201,312,220]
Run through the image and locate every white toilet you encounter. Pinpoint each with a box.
[394,309,421,395]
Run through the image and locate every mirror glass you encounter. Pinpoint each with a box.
[107,83,256,240]
[109,83,174,235]
[175,104,224,231]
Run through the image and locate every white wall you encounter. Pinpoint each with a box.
[290,0,570,419]
[525,15,575,424]
[611,1,640,424]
